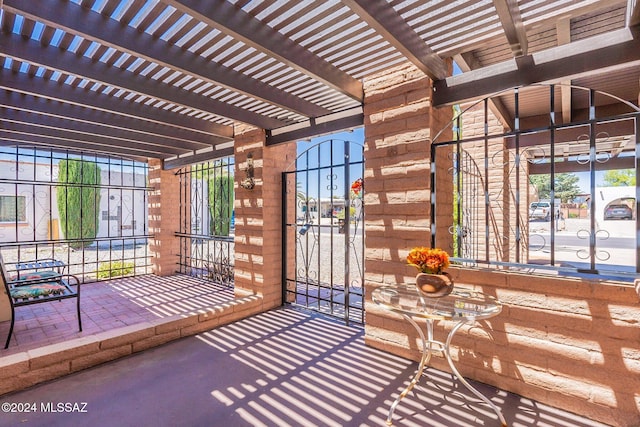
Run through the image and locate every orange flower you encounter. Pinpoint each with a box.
[407,247,450,274]
[351,178,363,196]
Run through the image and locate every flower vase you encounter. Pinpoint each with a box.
[415,272,454,298]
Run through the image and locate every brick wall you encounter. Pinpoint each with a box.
[148,158,181,276]
[362,62,453,286]
[366,268,640,427]
[233,125,296,308]
[362,65,640,426]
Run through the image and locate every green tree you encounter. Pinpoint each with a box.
[209,172,234,236]
[602,169,635,187]
[530,173,580,203]
[57,159,101,249]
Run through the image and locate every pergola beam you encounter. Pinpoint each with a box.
[0,33,286,130]
[266,107,364,146]
[1,119,188,156]
[163,147,236,170]
[165,0,363,102]
[342,0,448,81]
[5,0,330,119]
[0,130,171,160]
[1,108,200,154]
[492,0,528,57]
[453,53,513,131]
[628,0,640,26]
[557,18,572,124]
[0,70,234,139]
[434,27,640,106]
[0,91,218,150]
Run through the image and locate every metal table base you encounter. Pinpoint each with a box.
[385,314,507,426]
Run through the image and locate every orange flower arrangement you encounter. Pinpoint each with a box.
[350,178,363,196]
[407,247,450,274]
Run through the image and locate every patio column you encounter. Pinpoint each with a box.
[233,125,296,308]
[148,158,181,276]
[361,62,453,288]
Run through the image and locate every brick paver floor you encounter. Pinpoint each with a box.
[0,274,234,355]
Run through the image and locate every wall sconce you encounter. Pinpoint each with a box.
[240,153,255,190]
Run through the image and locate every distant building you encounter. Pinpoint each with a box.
[0,159,147,244]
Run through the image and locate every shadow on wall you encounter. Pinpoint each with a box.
[449,269,640,427]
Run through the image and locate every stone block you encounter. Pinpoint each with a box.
[70,345,133,372]
[131,329,181,353]
[0,352,29,379]
[98,323,156,350]
[28,337,101,370]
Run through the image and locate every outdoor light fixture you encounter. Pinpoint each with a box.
[239,153,255,190]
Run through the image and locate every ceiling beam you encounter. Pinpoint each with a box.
[0,90,215,151]
[529,155,634,174]
[165,0,363,102]
[342,0,448,81]
[557,18,572,124]
[0,70,233,139]
[163,147,235,170]
[266,107,364,146]
[1,108,197,154]
[0,33,286,130]
[5,0,330,119]
[492,0,528,57]
[1,119,188,156]
[510,116,636,148]
[438,0,626,58]
[434,26,640,106]
[629,0,640,26]
[0,130,169,161]
[454,53,513,131]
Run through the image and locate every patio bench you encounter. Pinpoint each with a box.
[0,254,82,349]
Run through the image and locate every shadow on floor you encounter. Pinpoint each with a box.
[0,308,607,427]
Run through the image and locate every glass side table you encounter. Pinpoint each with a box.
[372,284,506,426]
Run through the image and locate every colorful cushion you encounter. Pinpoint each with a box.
[10,270,61,283]
[10,283,68,300]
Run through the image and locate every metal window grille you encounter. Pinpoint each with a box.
[175,158,235,286]
[431,85,640,281]
[0,145,152,281]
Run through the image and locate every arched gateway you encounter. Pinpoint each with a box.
[282,139,365,325]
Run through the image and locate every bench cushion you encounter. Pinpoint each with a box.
[10,270,62,282]
[10,283,68,300]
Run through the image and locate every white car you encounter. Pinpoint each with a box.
[529,201,558,221]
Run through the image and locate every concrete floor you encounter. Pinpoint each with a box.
[0,308,608,427]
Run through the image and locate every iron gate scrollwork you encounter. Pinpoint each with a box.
[282,139,365,325]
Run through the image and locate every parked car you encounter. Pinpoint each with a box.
[604,204,633,220]
[529,200,560,221]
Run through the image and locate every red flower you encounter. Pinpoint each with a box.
[351,178,363,196]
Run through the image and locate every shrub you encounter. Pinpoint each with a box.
[97,260,135,279]
[57,159,101,249]
[210,173,234,236]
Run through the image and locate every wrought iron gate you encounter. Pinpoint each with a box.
[282,139,365,325]
[176,159,234,285]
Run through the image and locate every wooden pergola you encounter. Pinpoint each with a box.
[0,0,638,167]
